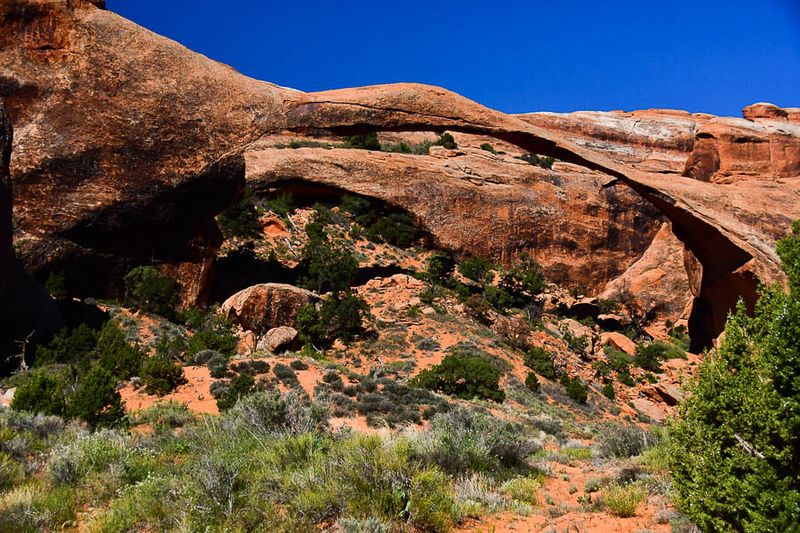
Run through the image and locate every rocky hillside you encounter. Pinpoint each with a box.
[1,0,798,353]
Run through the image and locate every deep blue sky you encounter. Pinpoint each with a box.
[108,0,799,117]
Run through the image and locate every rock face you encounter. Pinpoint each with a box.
[0,102,10,297]
[220,283,316,334]
[1,0,798,350]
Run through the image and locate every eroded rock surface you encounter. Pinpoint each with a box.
[220,283,316,334]
[1,0,798,349]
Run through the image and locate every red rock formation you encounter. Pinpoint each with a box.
[220,283,317,334]
[1,0,798,350]
[0,102,11,297]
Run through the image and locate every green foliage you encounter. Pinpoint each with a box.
[215,373,257,411]
[264,192,295,218]
[186,312,238,359]
[123,266,181,319]
[668,222,800,532]
[598,423,656,458]
[601,382,615,400]
[500,254,546,305]
[411,347,505,402]
[11,371,65,416]
[296,292,369,348]
[432,132,458,150]
[604,344,633,372]
[458,255,495,284]
[343,132,381,150]
[96,320,144,379]
[523,346,557,380]
[479,143,497,154]
[44,271,68,299]
[422,252,455,285]
[483,285,515,312]
[634,340,685,372]
[217,188,262,238]
[524,372,540,393]
[299,225,358,293]
[603,483,645,517]
[518,153,555,169]
[66,365,125,428]
[363,212,420,247]
[35,323,98,368]
[140,354,185,396]
[560,374,588,404]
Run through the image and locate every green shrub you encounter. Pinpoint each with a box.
[524,372,540,393]
[264,192,295,217]
[432,132,457,150]
[479,143,497,154]
[66,365,125,428]
[290,359,309,371]
[206,353,230,378]
[601,382,616,400]
[484,285,515,312]
[186,312,238,358]
[363,212,420,247]
[500,476,540,504]
[407,468,456,532]
[217,188,262,238]
[35,324,97,368]
[603,484,645,517]
[560,374,588,404]
[299,228,358,293]
[411,348,505,402]
[422,252,455,286]
[11,372,65,416]
[500,254,546,304]
[140,354,185,396]
[605,344,633,372]
[598,423,655,458]
[634,340,684,372]
[518,153,555,169]
[343,132,381,150]
[96,320,144,379]
[618,371,635,386]
[458,256,495,284]
[523,346,557,380]
[667,223,800,532]
[215,373,257,411]
[297,292,369,348]
[123,266,181,319]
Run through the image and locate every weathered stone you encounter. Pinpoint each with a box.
[601,332,637,356]
[257,326,298,353]
[220,283,316,333]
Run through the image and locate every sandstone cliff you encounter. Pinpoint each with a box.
[1,0,798,350]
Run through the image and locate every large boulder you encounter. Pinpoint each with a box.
[220,283,316,334]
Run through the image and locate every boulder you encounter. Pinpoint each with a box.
[601,332,636,356]
[220,283,316,333]
[257,326,299,353]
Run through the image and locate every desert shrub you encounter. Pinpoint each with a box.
[603,483,646,517]
[500,476,540,504]
[140,354,185,396]
[296,292,369,348]
[224,390,329,436]
[11,371,65,416]
[601,382,616,400]
[518,152,555,169]
[66,365,125,428]
[299,227,358,293]
[290,359,309,370]
[484,285,515,312]
[560,324,589,354]
[500,254,546,304]
[363,212,420,247]
[618,371,635,386]
[479,143,497,154]
[407,468,456,532]
[206,353,229,378]
[560,374,588,404]
[605,344,633,372]
[422,252,455,286]
[96,320,144,379]
[34,323,98,368]
[634,340,685,372]
[123,266,181,319]
[217,187,261,238]
[458,256,495,284]
[273,363,298,385]
[337,517,390,533]
[47,429,128,485]
[524,372,540,393]
[132,401,194,433]
[232,360,270,375]
[215,373,257,411]
[186,312,238,359]
[598,423,655,458]
[411,349,505,402]
[523,346,557,380]
[415,407,539,475]
[355,380,448,428]
[343,132,381,150]
[264,192,296,217]
[432,132,457,150]
[464,294,493,324]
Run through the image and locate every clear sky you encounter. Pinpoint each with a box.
[108,0,800,117]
